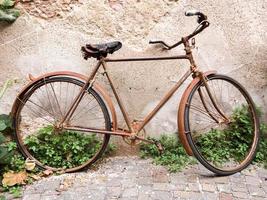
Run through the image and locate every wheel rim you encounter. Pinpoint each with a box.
[15,77,110,172]
[186,75,259,173]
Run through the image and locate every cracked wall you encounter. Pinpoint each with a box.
[0,0,266,139]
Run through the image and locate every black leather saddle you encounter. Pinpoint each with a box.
[81,41,122,60]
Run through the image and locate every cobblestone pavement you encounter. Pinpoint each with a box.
[7,156,267,200]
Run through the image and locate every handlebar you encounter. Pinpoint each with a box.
[185,10,207,24]
[149,10,209,50]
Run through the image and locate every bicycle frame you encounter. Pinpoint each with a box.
[62,37,206,137]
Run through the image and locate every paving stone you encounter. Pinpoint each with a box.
[174,191,203,200]
[138,185,153,194]
[170,175,188,184]
[187,183,200,192]
[232,191,249,199]
[152,170,169,183]
[202,183,217,192]
[138,193,150,200]
[121,178,137,188]
[247,184,266,197]
[216,183,231,193]
[40,195,60,200]
[187,174,198,183]
[122,187,138,197]
[199,177,216,184]
[213,176,229,184]
[173,183,187,191]
[106,178,122,187]
[231,183,248,192]
[138,177,153,185]
[22,194,41,200]
[251,197,267,200]
[202,192,218,200]
[152,183,176,191]
[219,192,233,200]
[11,156,267,200]
[107,186,122,198]
[150,191,172,200]
[245,176,261,186]
[229,175,245,183]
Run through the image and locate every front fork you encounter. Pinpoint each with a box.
[197,71,229,123]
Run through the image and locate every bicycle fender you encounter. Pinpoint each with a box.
[11,71,118,131]
[178,70,217,156]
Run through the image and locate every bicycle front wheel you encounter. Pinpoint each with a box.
[184,74,260,175]
[13,76,111,172]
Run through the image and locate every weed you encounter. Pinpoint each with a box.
[24,125,115,169]
[140,105,267,172]
[140,135,196,172]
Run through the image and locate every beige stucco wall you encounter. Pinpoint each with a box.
[0,0,266,139]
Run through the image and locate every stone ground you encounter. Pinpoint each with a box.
[3,156,267,200]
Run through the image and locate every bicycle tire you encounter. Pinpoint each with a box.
[184,74,260,176]
[13,76,111,172]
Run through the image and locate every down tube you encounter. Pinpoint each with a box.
[137,69,192,132]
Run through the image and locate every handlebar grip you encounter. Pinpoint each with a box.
[185,10,201,16]
[185,10,207,24]
[149,40,159,44]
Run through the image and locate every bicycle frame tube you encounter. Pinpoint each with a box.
[62,55,193,135]
[60,60,103,125]
[137,69,192,132]
[63,37,223,137]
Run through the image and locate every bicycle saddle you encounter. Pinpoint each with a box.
[81,41,122,60]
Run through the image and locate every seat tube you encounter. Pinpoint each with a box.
[102,61,133,132]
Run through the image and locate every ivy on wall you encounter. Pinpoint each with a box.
[0,0,20,23]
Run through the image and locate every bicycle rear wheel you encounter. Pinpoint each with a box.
[184,74,259,175]
[13,76,111,172]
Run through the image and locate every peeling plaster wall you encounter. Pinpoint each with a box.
[0,0,266,139]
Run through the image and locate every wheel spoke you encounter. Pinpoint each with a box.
[186,75,258,175]
[15,77,111,172]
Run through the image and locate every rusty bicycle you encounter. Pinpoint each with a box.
[12,10,260,175]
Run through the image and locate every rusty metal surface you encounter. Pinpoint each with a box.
[102,62,133,132]
[137,69,192,132]
[104,55,189,62]
[177,70,217,156]
[11,71,118,131]
[65,126,131,137]
[12,20,212,160]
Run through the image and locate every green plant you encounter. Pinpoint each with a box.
[0,114,26,199]
[140,106,267,172]
[254,123,267,167]
[0,0,20,22]
[140,135,196,172]
[24,125,115,169]
[0,114,13,166]
[0,195,6,200]
[194,105,267,167]
[7,186,22,198]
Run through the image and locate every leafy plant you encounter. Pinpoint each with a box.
[0,0,20,23]
[140,105,267,172]
[254,123,267,167]
[194,105,267,167]
[0,114,25,199]
[8,186,22,198]
[24,125,115,169]
[0,114,13,166]
[140,135,196,172]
